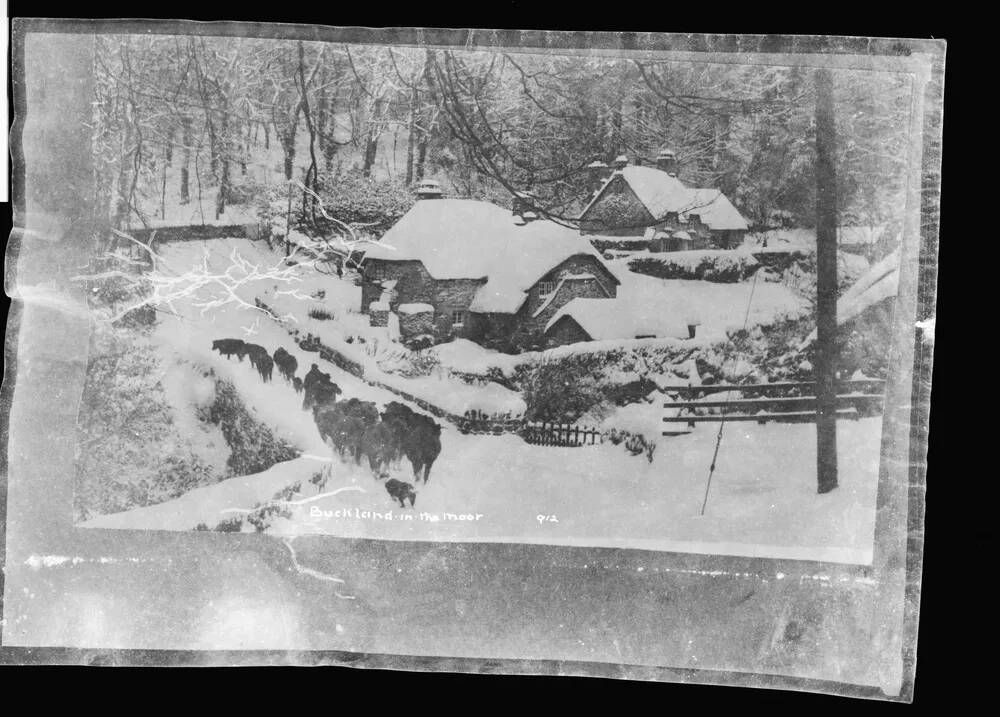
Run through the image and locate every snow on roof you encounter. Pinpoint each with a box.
[546,297,691,341]
[365,198,614,314]
[397,303,434,314]
[369,301,390,311]
[581,165,749,231]
[673,230,691,241]
[686,188,749,231]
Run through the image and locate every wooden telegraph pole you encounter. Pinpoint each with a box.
[814,68,839,494]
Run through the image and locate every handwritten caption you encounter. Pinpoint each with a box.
[309,506,484,523]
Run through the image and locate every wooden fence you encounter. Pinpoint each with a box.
[662,379,886,432]
[521,421,603,447]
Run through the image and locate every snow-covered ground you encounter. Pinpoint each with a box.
[607,257,807,342]
[80,237,881,564]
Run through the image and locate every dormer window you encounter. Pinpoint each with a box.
[538,280,556,296]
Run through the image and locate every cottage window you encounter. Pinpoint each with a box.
[538,280,556,296]
[451,310,467,327]
[368,263,385,281]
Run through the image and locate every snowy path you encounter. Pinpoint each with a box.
[82,239,880,564]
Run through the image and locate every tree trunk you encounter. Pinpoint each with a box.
[165,124,174,164]
[179,116,192,205]
[362,123,379,177]
[362,94,386,178]
[161,144,168,220]
[405,86,418,185]
[297,41,320,222]
[814,68,839,495]
[283,144,295,181]
[415,137,428,181]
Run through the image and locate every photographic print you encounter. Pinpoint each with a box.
[2,21,941,699]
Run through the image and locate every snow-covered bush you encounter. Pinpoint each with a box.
[310,170,415,236]
[520,357,607,422]
[395,348,441,377]
[628,250,760,283]
[214,516,244,533]
[207,380,300,476]
[73,323,221,521]
[246,502,293,533]
[308,307,337,321]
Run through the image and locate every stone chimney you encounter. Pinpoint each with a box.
[414,179,443,200]
[612,154,629,171]
[656,148,678,176]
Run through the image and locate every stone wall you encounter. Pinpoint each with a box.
[398,305,435,340]
[361,258,485,340]
[369,304,389,327]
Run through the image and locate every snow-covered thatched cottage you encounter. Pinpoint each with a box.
[361,197,620,351]
[579,151,749,249]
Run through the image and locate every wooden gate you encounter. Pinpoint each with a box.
[662,379,885,433]
[521,421,603,447]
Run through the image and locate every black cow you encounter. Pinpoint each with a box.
[212,338,246,360]
[273,347,298,383]
[384,479,416,509]
[340,398,380,427]
[244,343,269,371]
[400,416,442,484]
[381,401,417,425]
[256,354,274,383]
[359,422,402,479]
[313,404,345,449]
[312,403,364,463]
[381,404,442,484]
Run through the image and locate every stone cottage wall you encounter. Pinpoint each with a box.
[398,305,435,340]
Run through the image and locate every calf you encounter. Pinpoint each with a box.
[292,376,303,395]
[273,347,298,383]
[384,479,416,509]
[211,338,246,360]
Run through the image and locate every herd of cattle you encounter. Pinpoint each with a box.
[211,338,442,509]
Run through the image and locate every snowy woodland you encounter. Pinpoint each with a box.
[71,35,911,563]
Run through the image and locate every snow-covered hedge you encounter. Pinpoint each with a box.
[628,250,760,283]
[590,238,651,254]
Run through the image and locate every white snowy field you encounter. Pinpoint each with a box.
[79,237,879,564]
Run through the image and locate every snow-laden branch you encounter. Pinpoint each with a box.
[72,228,328,324]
